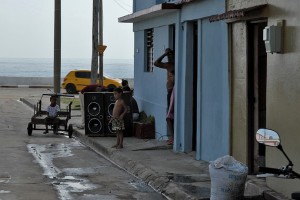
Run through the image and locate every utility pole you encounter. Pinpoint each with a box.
[91,0,99,84]
[54,0,61,102]
[98,0,104,86]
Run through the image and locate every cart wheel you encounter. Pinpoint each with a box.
[27,122,33,136]
[68,124,73,138]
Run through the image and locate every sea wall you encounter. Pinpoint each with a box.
[0,77,134,88]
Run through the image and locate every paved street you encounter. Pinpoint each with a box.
[0,88,165,200]
[0,88,287,200]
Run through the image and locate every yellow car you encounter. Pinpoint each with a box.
[62,70,122,94]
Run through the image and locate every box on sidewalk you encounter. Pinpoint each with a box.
[133,122,155,139]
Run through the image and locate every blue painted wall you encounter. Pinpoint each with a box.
[133,13,178,140]
[133,0,164,12]
[132,0,229,161]
[197,19,229,161]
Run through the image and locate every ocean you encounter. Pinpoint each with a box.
[0,58,134,79]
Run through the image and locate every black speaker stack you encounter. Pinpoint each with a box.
[84,92,133,137]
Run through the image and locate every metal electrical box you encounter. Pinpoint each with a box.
[263,25,282,53]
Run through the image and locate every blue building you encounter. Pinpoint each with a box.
[119,0,229,161]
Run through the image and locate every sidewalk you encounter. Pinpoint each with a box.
[20,96,289,200]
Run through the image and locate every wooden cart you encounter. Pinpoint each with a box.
[27,93,74,138]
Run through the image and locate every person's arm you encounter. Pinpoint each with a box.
[119,100,128,119]
[154,52,168,68]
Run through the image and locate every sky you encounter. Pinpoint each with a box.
[0,0,134,60]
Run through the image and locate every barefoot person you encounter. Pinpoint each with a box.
[154,48,175,145]
[111,88,128,149]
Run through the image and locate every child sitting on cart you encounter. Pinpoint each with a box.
[44,95,60,134]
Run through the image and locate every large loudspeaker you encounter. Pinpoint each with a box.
[84,92,105,136]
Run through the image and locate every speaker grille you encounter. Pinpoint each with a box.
[84,92,104,136]
[87,102,101,116]
[88,118,103,134]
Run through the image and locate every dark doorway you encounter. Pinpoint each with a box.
[247,20,267,173]
[192,22,198,151]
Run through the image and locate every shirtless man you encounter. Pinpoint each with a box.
[154,48,175,145]
[111,87,128,149]
[154,48,175,108]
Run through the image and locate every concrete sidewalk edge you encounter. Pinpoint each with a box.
[72,129,291,200]
[20,98,35,109]
[72,129,203,200]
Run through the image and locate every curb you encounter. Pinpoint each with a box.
[20,98,35,109]
[0,85,53,88]
[72,129,203,200]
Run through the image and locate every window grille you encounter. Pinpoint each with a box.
[146,29,154,72]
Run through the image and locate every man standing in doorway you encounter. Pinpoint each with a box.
[154,48,175,145]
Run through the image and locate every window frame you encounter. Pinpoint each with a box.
[145,28,154,72]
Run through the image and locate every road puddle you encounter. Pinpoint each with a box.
[128,179,153,193]
[0,190,10,194]
[0,172,11,183]
[27,141,98,200]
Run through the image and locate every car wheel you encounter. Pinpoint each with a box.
[107,84,116,89]
[66,83,77,94]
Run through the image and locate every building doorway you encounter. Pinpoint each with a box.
[247,20,267,173]
[192,21,198,151]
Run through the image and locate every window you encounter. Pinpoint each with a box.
[75,71,90,78]
[145,29,154,72]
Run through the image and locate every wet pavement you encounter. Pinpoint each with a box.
[0,87,288,200]
[27,140,165,200]
[0,89,166,200]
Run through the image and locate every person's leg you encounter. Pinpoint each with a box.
[53,117,60,134]
[112,131,120,148]
[44,117,49,134]
[166,118,174,145]
[167,89,172,110]
[166,88,175,144]
[117,131,124,149]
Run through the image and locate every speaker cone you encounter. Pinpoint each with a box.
[87,102,101,116]
[88,118,102,134]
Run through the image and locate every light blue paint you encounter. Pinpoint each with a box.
[197,19,229,161]
[131,0,229,161]
[133,0,164,12]
[134,27,170,139]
